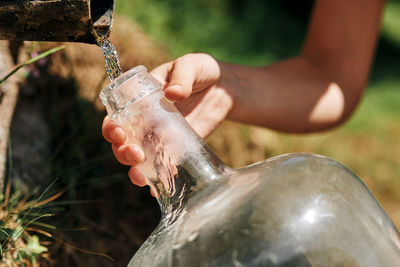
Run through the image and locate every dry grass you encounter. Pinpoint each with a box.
[207,118,400,228]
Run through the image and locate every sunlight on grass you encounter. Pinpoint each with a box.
[342,81,400,133]
[382,1,400,47]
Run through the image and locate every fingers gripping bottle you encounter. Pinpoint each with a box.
[100,66,400,267]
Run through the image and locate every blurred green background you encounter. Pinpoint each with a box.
[115,0,400,223]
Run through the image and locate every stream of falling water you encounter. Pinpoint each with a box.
[97,37,122,81]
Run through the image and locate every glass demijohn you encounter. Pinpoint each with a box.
[100,66,400,267]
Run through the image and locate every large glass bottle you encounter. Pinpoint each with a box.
[100,66,400,267]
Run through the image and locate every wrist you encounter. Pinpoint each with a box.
[216,61,240,122]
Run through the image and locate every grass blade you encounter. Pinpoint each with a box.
[0,45,65,86]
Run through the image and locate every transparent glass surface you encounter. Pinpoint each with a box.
[100,66,400,267]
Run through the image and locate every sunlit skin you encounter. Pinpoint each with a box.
[102,0,385,193]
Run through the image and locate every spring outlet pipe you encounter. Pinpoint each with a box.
[0,0,114,44]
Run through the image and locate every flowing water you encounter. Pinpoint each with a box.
[97,37,122,81]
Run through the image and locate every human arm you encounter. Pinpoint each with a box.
[103,0,385,186]
[223,0,385,132]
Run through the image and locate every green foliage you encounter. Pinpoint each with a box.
[342,81,400,133]
[0,180,61,265]
[116,0,308,64]
[19,236,48,263]
[382,0,400,47]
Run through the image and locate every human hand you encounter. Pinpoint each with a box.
[102,53,233,187]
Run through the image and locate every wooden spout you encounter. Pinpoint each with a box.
[0,0,114,44]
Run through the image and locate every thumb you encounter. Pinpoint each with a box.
[164,56,197,102]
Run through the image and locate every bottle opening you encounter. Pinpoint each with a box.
[100,65,162,116]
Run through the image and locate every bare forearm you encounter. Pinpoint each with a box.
[221,0,384,133]
[221,57,352,133]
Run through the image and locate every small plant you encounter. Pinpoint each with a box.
[0,45,66,266]
[0,182,62,266]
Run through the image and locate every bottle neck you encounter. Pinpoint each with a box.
[150,137,226,219]
[116,90,227,218]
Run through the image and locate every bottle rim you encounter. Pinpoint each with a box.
[99,65,147,106]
